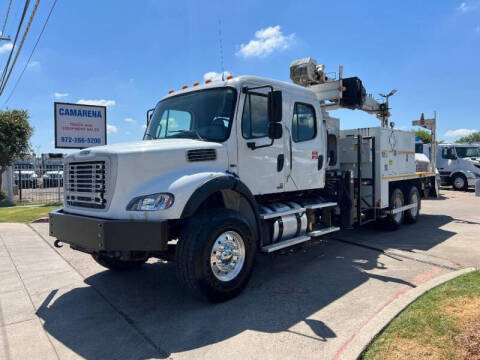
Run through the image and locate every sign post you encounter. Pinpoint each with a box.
[54,102,107,149]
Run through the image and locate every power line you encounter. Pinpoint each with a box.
[3,0,57,107]
[0,0,30,91]
[0,0,40,96]
[1,0,13,39]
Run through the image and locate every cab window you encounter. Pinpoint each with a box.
[292,103,316,142]
[242,93,269,139]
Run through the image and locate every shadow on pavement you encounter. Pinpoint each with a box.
[36,214,456,358]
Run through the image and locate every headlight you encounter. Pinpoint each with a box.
[126,193,174,211]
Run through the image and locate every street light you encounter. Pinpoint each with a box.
[379,89,397,127]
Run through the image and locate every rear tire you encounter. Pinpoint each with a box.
[385,188,404,230]
[176,209,256,302]
[92,253,147,271]
[404,186,421,224]
[451,173,468,191]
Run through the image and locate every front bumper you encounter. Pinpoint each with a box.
[49,209,169,253]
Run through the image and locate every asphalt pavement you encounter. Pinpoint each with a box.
[0,189,478,360]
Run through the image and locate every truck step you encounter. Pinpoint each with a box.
[307,226,341,237]
[304,202,338,210]
[261,235,311,253]
[260,207,306,220]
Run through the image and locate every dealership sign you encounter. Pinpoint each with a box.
[54,102,107,149]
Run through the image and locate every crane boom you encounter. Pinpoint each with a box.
[290,57,391,126]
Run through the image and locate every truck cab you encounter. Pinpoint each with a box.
[436,143,480,190]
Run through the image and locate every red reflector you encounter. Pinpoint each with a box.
[312,151,319,160]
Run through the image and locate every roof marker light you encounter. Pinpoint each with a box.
[168,89,174,94]
[226,74,233,80]
[193,81,199,86]
[205,79,212,84]
[182,84,188,89]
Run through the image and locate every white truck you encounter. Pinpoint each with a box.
[49,58,437,301]
[434,143,480,191]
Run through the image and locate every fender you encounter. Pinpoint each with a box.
[181,176,263,244]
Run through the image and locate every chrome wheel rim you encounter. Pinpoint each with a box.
[454,176,465,189]
[210,231,246,282]
[393,193,403,223]
[410,192,419,217]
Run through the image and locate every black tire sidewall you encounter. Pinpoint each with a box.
[404,186,420,224]
[452,173,467,191]
[182,210,256,301]
[386,188,404,230]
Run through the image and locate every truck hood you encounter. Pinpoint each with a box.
[69,138,226,157]
[64,138,230,217]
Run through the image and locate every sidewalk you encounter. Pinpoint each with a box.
[0,223,161,360]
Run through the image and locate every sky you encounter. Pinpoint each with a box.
[0,0,479,154]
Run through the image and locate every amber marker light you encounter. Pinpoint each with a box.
[205,79,212,83]
[168,89,174,94]
[193,82,199,86]
[182,84,188,89]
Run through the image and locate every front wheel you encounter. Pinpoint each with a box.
[452,173,468,191]
[176,209,256,302]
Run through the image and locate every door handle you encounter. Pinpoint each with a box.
[277,154,285,172]
[318,155,324,170]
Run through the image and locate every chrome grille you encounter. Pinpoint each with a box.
[65,161,107,209]
[187,149,217,162]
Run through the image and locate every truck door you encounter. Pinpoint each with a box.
[287,101,325,190]
[236,86,286,195]
[438,146,456,183]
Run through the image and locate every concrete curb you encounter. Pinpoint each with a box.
[341,267,476,360]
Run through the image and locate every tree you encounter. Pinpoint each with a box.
[414,129,432,144]
[456,132,480,143]
[0,110,33,190]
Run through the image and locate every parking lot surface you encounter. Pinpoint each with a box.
[0,189,479,360]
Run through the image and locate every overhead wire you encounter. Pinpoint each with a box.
[0,0,40,96]
[3,0,57,107]
[0,0,30,92]
[1,0,13,38]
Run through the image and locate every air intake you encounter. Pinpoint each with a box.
[187,149,217,162]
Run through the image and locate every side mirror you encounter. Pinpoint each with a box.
[268,90,282,123]
[146,108,154,126]
[268,122,283,140]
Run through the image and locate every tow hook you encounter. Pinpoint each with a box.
[54,240,63,248]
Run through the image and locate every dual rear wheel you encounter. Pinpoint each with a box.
[384,185,420,230]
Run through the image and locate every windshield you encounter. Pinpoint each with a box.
[144,87,237,143]
[455,146,480,158]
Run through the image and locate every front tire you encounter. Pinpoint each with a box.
[452,173,468,191]
[176,209,256,302]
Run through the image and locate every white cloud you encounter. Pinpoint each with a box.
[444,128,478,137]
[54,92,68,99]
[27,60,40,69]
[203,71,231,82]
[77,99,116,107]
[125,131,131,135]
[141,124,147,129]
[124,117,136,124]
[0,43,13,54]
[458,2,469,12]
[107,124,117,134]
[237,25,295,58]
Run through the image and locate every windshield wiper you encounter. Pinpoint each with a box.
[169,130,205,141]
